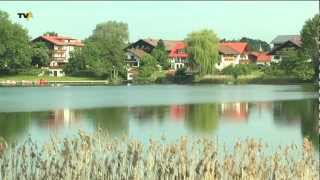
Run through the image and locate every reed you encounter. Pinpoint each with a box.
[0,130,318,180]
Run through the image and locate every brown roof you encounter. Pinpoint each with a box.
[218,44,240,55]
[142,38,184,51]
[127,48,147,58]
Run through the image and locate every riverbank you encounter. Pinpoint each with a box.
[0,74,315,86]
[0,132,318,179]
[196,74,313,84]
[0,75,110,86]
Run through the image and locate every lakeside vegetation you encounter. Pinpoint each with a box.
[0,131,318,179]
[0,75,102,82]
[0,9,319,85]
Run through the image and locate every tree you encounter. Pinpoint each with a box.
[64,21,129,79]
[280,49,314,80]
[135,54,159,83]
[151,39,170,70]
[43,32,58,36]
[222,64,253,79]
[186,103,219,133]
[0,10,32,74]
[185,29,220,75]
[300,14,319,80]
[239,37,271,52]
[31,42,49,67]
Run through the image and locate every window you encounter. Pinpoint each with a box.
[274,55,280,59]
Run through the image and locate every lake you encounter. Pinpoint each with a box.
[0,84,318,152]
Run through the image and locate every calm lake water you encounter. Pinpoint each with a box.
[0,84,318,152]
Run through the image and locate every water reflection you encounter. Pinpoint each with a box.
[0,99,317,151]
[220,102,249,122]
[37,109,83,130]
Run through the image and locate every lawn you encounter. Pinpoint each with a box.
[0,75,103,82]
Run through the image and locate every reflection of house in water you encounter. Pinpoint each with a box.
[220,102,249,122]
[45,109,83,129]
[170,105,186,122]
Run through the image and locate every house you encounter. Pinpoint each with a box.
[216,42,250,70]
[248,52,272,66]
[32,35,84,77]
[268,35,302,63]
[124,38,188,80]
[168,42,189,70]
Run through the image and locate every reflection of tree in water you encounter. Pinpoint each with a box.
[0,112,32,142]
[130,106,169,123]
[273,99,319,150]
[185,103,220,134]
[84,107,129,135]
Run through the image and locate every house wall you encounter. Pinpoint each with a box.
[48,68,65,77]
[271,43,299,63]
[216,54,249,70]
[170,57,186,70]
[216,55,238,70]
[126,52,140,68]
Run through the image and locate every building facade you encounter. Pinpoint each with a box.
[216,42,250,70]
[269,35,302,63]
[124,39,189,80]
[32,35,84,77]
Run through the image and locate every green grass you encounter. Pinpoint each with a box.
[0,75,103,81]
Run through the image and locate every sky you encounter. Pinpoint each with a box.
[0,1,318,43]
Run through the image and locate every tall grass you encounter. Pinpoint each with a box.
[0,131,318,179]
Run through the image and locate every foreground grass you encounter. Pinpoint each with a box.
[0,75,102,81]
[0,131,318,180]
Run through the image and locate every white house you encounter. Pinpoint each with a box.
[32,35,84,77]
[216,42,250,70]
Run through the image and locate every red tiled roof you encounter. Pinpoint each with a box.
[220,42,248,54]
[35,35,84,47]
[169,42,188,58]
[250,52,272,62]
[219,44,240,55]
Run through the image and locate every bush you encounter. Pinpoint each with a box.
[173,68,194,84]
[19,68,43,76]
[222,64,257,79]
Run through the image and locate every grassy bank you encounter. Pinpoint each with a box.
[0,75,102,81]
[196,74,312,85]
[0,131,318,179]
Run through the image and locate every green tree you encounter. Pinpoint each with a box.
[186,29,220,75]
[64,21,129,79]
[0,10,32,74]
[280,49,314,80]
[87,21,128,79]
[239,37,271,51]
[43,31,58,36]
[300,14,319,81]
[135,54,159,83]
[222,64,255,79]
[151,39,170,70]
[186,103,219,133]
[31,41,50,67]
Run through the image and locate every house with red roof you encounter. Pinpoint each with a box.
[124,38,189,80]
[168,42,189,70]
[32,35,84,77]
[248,52,272,65]
[216,42,250,70]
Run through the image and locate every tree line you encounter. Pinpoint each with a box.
[0,9,318,82]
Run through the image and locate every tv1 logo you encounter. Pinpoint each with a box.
[17,11,33,21]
